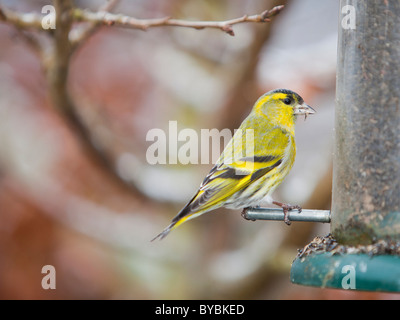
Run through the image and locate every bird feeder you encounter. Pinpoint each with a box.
[247,0,400,293]
[291,0,400,292]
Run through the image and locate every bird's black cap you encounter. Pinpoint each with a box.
[271,88,304,105]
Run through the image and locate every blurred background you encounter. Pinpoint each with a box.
[0,0,397,299]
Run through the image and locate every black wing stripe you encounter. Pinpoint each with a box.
[240,155,278,163]
[250,159,282,181]
[215,167,246,180]
[189,188,217,211]
[200,164,219,187]
[171,187,215,223]
[233,159,283,198]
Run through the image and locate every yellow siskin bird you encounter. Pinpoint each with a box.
[152,88,315,241]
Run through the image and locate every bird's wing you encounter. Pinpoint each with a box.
[182,126,291,216]
[151,127,290,240]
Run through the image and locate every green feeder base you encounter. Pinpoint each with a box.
[291,253,400,293]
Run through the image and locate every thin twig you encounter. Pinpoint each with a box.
[72,5,285,36]
[70,0,120,51]
[0,6,43,29]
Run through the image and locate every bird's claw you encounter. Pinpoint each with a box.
[281,204,302,225]
[272,201,301,225]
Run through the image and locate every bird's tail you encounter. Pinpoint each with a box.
[151,206,192,241]
[151,221,176,241]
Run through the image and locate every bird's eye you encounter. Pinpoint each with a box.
[283,97,292,105]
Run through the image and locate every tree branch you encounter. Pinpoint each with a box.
[0,6,43,29]
[70,0,120,51]
[0,1,285,203]
[0,4,284,39]
[72,5,284,36]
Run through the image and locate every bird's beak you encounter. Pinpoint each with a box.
[294,103,316,120]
